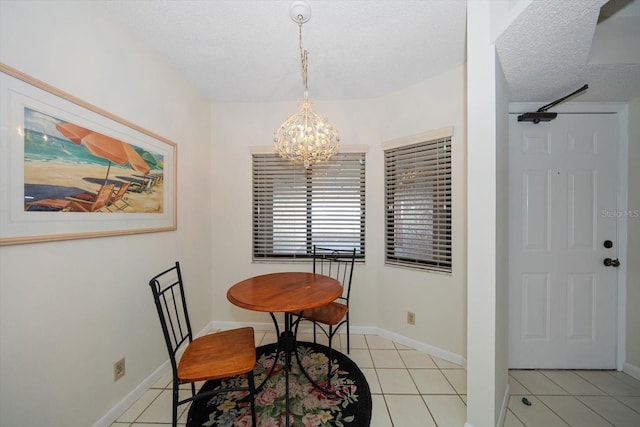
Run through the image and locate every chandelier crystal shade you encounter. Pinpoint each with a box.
[274,1,339,168]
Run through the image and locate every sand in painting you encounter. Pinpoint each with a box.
[24,159,163,213]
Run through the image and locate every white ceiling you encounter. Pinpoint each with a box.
[497,0,640,102]
[95,0,640,105]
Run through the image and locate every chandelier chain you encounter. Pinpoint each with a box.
[298,20,309,98]
[274,2,339,168]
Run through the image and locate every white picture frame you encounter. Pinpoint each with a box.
[0,63,177,245]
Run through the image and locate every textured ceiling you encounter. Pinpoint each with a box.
[95,0,640,104]
[496,0,640,102]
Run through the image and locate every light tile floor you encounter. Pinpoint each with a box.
[110,332,640,426]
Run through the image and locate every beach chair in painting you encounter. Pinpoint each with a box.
[25,198,72,212]
[127,177,149,193]
[65,183,115,212]
[105,182,131,212]
[129,174,164,194]
[142,174,161,192]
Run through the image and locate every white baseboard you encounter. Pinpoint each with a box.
[623,361,640,381]
[98,322,466,426]
[497,383,510,427]
[210,320,376,336]
[461,385,509,427]
[210,321,465,366]
[92,360,170,427]
[92,324,211,427]
[210,320,276,332]
[376,328,466,367]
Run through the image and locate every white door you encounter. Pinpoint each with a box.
[508,113,619,369]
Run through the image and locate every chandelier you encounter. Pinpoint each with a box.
[274,1,339,169]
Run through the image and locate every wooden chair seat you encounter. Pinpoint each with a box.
[179,327,256,382]
[299,302,348,327]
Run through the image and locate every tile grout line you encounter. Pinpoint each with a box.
[564,370,640,419]
[364,335,393,426]
[610,395,640,415]
[395,341,454,426]
[511,368,640,426]
[512,371,587,427]
[124,336,640,427]
[533,369,598,427]
[378,340,396,427]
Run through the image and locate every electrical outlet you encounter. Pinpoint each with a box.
[407,311,415,325]
[114,358,125,382]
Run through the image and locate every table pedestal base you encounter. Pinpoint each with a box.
[257,312,335,427]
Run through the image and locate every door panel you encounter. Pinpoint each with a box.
[568,170,596,250]
[522,170,551,250]
[509,113,618,369]
[521,273,550,340]
[566,273,595,340]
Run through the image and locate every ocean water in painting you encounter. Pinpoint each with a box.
[23,107,164,168]
[24,128,105,164]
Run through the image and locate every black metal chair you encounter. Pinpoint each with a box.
[148,262,257,427]
[293,246,356,386]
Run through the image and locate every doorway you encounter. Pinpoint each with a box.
[508,106,627,369]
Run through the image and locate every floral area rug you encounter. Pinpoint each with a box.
[186,341,372,427]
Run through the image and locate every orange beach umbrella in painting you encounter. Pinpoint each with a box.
[55,122,150,183]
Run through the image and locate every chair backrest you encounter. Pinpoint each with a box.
[112,182,130,201]
[93,183,115,211]
[148,262,193,373]
[312,246,356,305]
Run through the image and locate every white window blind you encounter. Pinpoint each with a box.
[253,152,365,260]
[384,136,452,272]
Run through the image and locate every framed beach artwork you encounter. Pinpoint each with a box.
[0,64,177,245]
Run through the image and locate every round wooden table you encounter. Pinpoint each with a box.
[227,272,343,313]
[227,272,343,427]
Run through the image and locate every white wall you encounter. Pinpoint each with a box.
[376,69,467,357]
[627,96,640,373]
[0,2,212,426]
[466,1,507,426]
[210,65,467,357]
[494,51,511,425]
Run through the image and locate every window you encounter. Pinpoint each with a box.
[384,130,452,272]
[253,152,365,260]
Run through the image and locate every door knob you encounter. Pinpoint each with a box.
[603,258,620,267]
